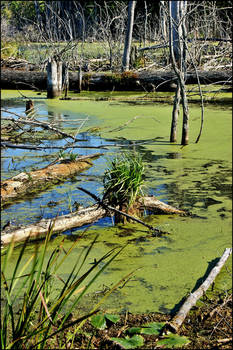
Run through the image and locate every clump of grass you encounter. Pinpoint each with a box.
[1,225,123,349]
[103,152,145,213]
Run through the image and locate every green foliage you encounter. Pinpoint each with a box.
[156,333,191,348]
[1,41,20,59]
[103,151,145,210]
[91,313,120,330]
[111,335,144,349]
[1,230,123,349]
[128,322,165,335]
[58,150,78,162]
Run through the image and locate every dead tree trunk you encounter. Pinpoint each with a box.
[169,1,189,145]
[122,0,136,71]
[47,59,63,98]
[77,65,82,93]
[170,84,180,142]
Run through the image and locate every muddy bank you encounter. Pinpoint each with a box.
[1,69,231,92]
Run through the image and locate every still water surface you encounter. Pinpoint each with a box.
[1,90,232,315]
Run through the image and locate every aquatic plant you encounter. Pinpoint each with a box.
[1,225,123,349]
[103,151,145,214]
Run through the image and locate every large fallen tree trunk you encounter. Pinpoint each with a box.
[1,196,186,246]
[163,247,232,334]
[1,154,102,207]
[1,69,231,92]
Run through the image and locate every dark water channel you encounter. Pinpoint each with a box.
[1,91,232,315]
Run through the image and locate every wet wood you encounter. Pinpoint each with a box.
[1,154,102,207]
[164,248,232,333]
[1,194,186,246]
[1,205,106,246]
[138,196,186,215]
[1,69,231,92]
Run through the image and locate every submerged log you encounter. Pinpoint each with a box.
[1,69,231,92]
[1,195,187,246]
[1,154,102,207]
[163,248,232,334]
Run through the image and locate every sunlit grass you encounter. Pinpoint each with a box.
[1,225,124,349]
[103,151,145,211]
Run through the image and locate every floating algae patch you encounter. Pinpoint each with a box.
[1,92,231,315]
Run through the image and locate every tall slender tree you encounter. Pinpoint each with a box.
[122,0,136,71]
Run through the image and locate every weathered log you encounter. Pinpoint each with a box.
[1,154,102,207]
[1,205,106,246]
[163,248,232,334]
[1,69,231,92]
[1,195,186,246]
[138,196,186,215]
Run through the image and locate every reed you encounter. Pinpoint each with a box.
[1,223,123,349]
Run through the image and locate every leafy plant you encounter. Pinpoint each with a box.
[156,333,190,348]
[127,322,165,335]
[91,313,120,330]
[1,227,123,349]
[111,335,144,349]
[103,152,145,212]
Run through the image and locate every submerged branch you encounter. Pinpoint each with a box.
[77,186,169,236]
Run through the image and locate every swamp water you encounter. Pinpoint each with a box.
[1,90,232,316]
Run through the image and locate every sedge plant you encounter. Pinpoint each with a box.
[103,151,145,221]
[1,223,124,349]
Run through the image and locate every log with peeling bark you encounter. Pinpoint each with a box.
[163,247,232,334]
[1,154,102,207]
[1,196,186,246]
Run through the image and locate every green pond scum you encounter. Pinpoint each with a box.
[1,89,232,316]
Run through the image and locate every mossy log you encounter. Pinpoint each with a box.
[1,196,186,246]
[1,154,102,208]
[1,69,231,92]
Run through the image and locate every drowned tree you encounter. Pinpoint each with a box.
[168,0,189,145]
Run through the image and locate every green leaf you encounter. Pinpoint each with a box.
[105,313,120,324]
[128,322,165,335]
[141,322,165,335]
[91,314,106,330]
[111,335,144,349]
[156,334,190,348]
[127,327,143,335]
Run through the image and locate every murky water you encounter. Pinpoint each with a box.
[1,90,232,315]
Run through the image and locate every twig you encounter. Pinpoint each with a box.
[77,186,169,235]
[1,112,76,140]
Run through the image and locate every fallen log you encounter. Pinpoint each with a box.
[1,205,106,246]
[163,248,232,334]
[1,195,187,246]
[1,153,102,207]
[1,69,231,92]
[138,196,186,215]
